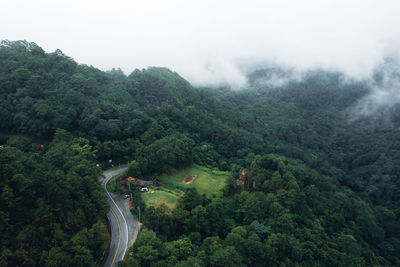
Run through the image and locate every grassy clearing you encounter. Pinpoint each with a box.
[141,190,179,210]
[106,164,231,210]
[141,164,230,209]
[157,164,230,198]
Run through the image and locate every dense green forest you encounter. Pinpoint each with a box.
[0,40,399,266]
[0,130,109,266]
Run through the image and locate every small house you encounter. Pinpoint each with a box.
[121,177,154,188]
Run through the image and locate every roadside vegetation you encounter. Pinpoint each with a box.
[106,172,127,193]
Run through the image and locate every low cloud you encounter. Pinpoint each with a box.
[2,0,400,111]
[350,57,400,119]
[2,1,400,88]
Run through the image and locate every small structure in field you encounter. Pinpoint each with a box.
[182,174,197,184]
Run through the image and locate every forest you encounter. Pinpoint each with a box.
[0,40,399,266]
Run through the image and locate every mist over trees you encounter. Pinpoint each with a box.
[0,40,399,266]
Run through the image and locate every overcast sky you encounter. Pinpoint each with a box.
[1,0,400,87]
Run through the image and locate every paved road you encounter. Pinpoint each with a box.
[101,166,140,267]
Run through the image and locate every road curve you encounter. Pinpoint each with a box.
[101,166,129,267]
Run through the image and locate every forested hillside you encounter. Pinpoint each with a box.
[0,40,399,266]
[0,130,109,266]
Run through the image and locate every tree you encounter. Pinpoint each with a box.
[209,246,242,267]
[136,246,159,267]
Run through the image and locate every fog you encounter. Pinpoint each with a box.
[350,57,400,118]
[1,0,400,91]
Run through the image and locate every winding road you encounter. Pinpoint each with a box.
[101,166,140,267]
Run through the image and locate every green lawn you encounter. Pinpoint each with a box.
[157,164,230,198]
[110,164,231,209]
[141,190,179,210]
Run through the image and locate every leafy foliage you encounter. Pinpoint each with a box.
[0,130,109,266]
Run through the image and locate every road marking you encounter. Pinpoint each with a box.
[110,208,121,267]
[105,175,129,253]
[103,168,129,265]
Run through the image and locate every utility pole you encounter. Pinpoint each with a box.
[138,205,141,222]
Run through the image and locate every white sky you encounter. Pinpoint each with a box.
[1,0,400,87]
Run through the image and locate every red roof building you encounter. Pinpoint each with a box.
[121,177,153,187]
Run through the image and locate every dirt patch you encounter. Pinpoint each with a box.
[182,174,197,184]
